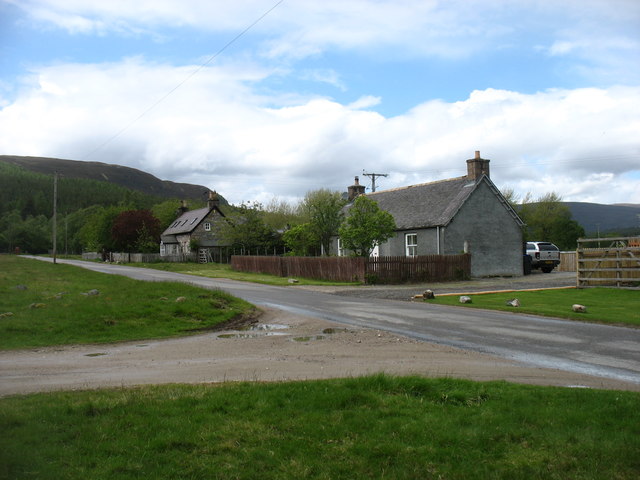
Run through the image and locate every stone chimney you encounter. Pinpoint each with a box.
[347,176,366,201]
[207,190,220,210]
[466,150,490,181]
[176,200,188,217]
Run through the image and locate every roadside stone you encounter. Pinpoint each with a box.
[288,278,299,284]
[29,303,46,309]
[0,312,14,318]
[176,296,187,302]
[423,289,435,299]
[15,285,27,291]
[572,304,587,313]
[459,296,472,304]
[506,298,520,307]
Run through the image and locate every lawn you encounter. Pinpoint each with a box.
[425,288,640,327]
[0,255,254,350]
[1,375,639,479]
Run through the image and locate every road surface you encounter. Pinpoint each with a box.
[22,257,640,388]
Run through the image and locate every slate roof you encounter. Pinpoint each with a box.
[357,175,523,230]
[161,207,211,243]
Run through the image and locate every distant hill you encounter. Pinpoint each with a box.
[564,202,640,235]
[0,155,221,202]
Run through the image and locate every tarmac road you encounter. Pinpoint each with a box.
[24,257,640,387]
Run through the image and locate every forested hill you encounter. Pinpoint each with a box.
[565,202,640,235]
[0,155,211,201]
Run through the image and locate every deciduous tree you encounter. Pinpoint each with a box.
[111,210,161,252]
[338,196,396,257]
[300,189,346,255]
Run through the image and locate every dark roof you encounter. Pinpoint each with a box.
[162,206,210,237]
[356,175,523,229]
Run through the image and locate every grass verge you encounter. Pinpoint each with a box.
[129,261,361,286]
[1,375,639,479]
[424,288,640,327]
[0,255,254,350]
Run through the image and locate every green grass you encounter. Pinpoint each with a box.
[1,375,639,479]
[426,288,640,327]
[130,261,361,286]
[0,255,254,350]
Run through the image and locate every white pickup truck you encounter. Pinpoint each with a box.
[526,242,560,273]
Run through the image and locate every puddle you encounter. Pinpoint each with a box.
[85,352,107,357]
[292,335,326,342]
[217,332,289,339]
[322,328,349,334]
[241,324,289,332]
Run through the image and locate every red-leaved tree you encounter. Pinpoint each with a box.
[111,210,161,252]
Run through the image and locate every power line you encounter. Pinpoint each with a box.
[82,0,285,161]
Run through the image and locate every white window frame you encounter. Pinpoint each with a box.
[337,238,344,257]
[204,222,211,232]
[405,233,418,257]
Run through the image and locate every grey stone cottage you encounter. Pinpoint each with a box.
[160,191,228,261]
[333,152,525,277]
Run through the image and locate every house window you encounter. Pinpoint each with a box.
[337,238,344,257]
[405,233,417,257]
[204,222,211,231]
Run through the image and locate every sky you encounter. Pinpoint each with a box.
[1,0,639,206]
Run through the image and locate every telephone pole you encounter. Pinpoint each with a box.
[52,171,58,264]
[362,172,388,192]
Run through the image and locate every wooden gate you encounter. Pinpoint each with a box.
[577,237,640,289]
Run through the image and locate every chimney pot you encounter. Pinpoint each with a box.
[475,150,481,159]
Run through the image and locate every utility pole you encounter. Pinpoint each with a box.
[52,171,58,264]
[362,171,388,192]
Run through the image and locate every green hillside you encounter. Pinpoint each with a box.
[0,155,212,200]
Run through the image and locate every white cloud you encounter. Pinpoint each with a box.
[0,59,638,205]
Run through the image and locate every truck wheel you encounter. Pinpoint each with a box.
[541,267,553,273]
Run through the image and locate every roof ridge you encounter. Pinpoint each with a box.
[367,175,469,196]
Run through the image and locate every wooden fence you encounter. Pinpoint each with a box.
[558,252,577,272]
[231,254,471,284]
[231,256,366,283]
[82,252,197,263]
[577,237,640,289]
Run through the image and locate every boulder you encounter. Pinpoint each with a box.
[288,278,299,284]
[175,296,187,303]
[459,296,472,304]
[15,285,28,291]
[572,304,587,313]
[506,298,520,307]
[87,289,100,296]
[423,289,435,299]
[0,312,14,318]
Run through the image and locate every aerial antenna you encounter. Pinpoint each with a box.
[362,171,388,192]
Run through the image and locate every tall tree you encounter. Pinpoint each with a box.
[338,195,396,257]
[300,189,346,255]
[517,192,585,250]
[282,223,321,256]
[219,202,279,252]
[111,210,161,252]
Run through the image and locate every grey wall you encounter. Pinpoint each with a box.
[442,181,523,277]
[381,228,439,256]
